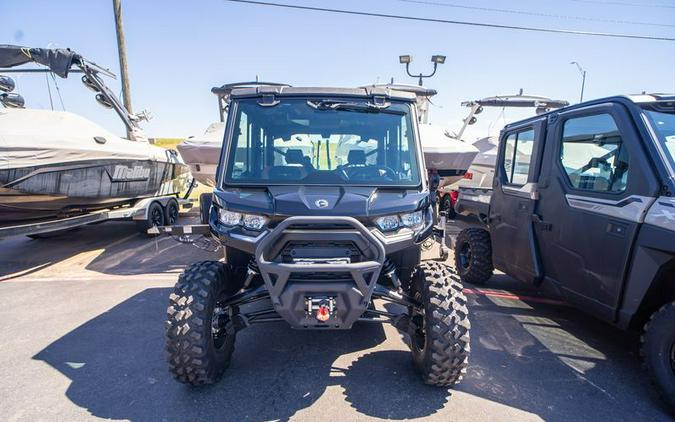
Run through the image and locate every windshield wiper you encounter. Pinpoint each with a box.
[307,100,400,114]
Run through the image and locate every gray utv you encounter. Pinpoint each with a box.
[454,94,675,411]
[165,85,470,387]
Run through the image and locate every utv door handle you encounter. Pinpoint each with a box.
[531,214,552,231]
[489,213,502,223]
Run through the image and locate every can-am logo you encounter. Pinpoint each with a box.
[110,165,151,182]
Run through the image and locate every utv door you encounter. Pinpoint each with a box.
[534,102,659,321]
[489,120,546,284]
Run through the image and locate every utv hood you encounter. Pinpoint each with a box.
[213,186,428,218]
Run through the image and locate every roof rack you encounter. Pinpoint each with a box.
[211,81,291,122]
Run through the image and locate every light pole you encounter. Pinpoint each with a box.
[570,61,587,103]
[399,55,446,86]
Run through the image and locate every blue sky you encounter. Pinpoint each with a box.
[4,0,675,140]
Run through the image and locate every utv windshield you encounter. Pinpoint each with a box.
[642,105,675,175]
[222,98,421,186]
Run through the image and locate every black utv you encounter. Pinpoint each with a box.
[165,85,470,387]
[454,94,675,410]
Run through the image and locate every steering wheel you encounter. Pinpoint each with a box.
[342,165,398,182]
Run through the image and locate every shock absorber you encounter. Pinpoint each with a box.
[383,259,400,289]
[243,260,259,289]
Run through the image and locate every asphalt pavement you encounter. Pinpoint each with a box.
[0,216,672,421]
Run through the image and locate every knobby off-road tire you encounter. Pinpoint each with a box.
[166,261,238,385]
[409,261,470,386]
[199,192,213,225]
[454,228,493,285]
[641,301,675,411]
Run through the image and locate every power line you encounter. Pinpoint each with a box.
[224,0,675,42]
[563,0,675,9]
[394,0,675,28]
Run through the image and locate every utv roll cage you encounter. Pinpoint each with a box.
[211,81,292,122]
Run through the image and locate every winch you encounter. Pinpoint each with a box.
[305,296,336,322]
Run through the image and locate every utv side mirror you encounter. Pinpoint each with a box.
[0,75,16,93]
[0,92,25,108]
[81,75,101,93]
[95,93,113,109]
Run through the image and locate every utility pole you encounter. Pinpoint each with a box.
[112,0,132,114]
[570,61,587,103]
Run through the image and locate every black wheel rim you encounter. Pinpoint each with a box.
[168,205,178,224]
[413,313,426,351]
[444,197,452,211]
[670,342,675,375]
[151,207,163,227]
[211,306,230,349]
[411,275,427,353]
[458,242,472,270]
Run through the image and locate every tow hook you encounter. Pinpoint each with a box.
[306,297,335,322]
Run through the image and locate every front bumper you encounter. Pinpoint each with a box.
[254,216,385,329]
[208,207,434,256]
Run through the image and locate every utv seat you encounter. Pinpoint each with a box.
[285,149,315,171]
[347,149,367,167]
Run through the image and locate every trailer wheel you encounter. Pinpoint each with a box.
[136,201,165,235]
[200,192,213,225]
[641,301,675,411]
[166,261,239,385]
[442,195,456,219]
[164,199,179,225]
[454,228,493,285]
[409,261,470,386]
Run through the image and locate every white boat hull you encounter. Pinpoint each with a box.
[176,122,225,187]
[0,109,191,224]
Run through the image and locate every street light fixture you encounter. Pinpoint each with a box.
[400,54,446,86]
[570,61,587,103]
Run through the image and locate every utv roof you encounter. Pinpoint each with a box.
[226,85,419,102]
[503,93,675,130]
[358,83,437,98]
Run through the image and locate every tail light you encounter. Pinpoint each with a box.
[450,190,459,207]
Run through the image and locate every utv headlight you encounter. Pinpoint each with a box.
[218,209,242,226]
[400,210,424,229]
[242,214,269,231]
[375,210,426,232]
[374,215,400,232]
[218,209,268,231]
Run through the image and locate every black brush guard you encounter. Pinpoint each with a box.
[254,216,386,329]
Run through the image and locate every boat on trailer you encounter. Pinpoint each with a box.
[0,45,192,226]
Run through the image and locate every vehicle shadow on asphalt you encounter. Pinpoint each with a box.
[454,276,673,421]
[32,287,451,422]
[0,219,219,279]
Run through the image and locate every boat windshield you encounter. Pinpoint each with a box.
[642,105,675,175]
[222,98,421,186]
